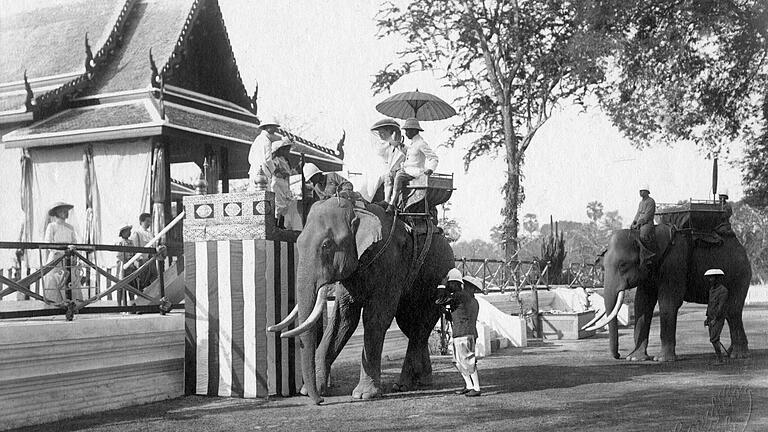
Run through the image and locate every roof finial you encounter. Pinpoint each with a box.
[250,80,259,115]
[336,130,346,160]
[23,70,34,111]
[149,48,159,88]
[84,33,94,77]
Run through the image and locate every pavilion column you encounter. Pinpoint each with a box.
[151,140,169,241]
[204,147,220,195]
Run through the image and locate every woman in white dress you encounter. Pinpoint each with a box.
[42,202,81,302]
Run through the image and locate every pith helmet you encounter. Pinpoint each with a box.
[302,163,322,180]
[640,185,650,192]
[462,275,483,291]
[704,269,725,276]
[271,138,293,154]
[370,118,400,131]
[402,117,423,131]
[259,117,280,128]
[48,201,74,216]
[446,268,463,283]
[119,224,132,235]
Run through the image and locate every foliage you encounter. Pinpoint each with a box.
[451,238,504,261]
[438,202,462,243]
[586,201,604,224]
[541,217,567,283]
[730,201,768,283]
[522,213,539,237]
[589,0,768,154]
[743,97,768,208]
[373,0,609,259]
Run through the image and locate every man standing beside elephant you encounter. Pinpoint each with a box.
[704,269,730,364]
[630,186,657,268]
[437,268,481,397]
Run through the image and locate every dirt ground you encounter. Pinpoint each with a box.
[15,304,768,432]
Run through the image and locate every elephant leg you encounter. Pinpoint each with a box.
[726,311,750,359]
[654,298,681,362]
[627,285,657,361]
[392,301,441,392]
[352,303,397,400]
[315,286,362,394]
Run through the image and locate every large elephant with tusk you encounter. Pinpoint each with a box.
[584,226,751,362]
[268,197,453,404]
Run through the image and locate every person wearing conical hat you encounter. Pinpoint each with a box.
[115,223,138,306]
[435,268,481,397]
[302,163,352,200]
[704,269,729,364]
[248,117,281,191]
[386,117,439,213]
[630,185,656,269]
[42,202,81,302]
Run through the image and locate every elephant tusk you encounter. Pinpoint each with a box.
[585,291,625,331]
[581,308,606,330]
[267,305,299,332]
[280,286,328,338]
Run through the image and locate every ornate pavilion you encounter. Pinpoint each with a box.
[0,0,343,260]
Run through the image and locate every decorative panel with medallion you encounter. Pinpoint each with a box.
[182,191,300,398]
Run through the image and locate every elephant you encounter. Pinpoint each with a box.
[586,225,751,362]
[268,197,454,404]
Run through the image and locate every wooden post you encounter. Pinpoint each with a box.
[220,147,229,193]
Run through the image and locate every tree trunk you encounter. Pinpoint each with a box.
[502,105,520,261]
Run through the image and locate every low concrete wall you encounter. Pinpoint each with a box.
[0,313,184,431]
[746,284,768,305]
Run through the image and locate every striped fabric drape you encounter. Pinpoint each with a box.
[184,239,301,397]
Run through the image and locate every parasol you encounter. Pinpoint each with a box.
[375,90,456,121]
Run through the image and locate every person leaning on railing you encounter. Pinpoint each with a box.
[115,224,139,306]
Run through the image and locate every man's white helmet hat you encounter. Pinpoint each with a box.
[704,269,725,276]
[446,268,463,283]
[302,163,322,180]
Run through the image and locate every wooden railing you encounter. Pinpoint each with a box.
[0,242,181,320]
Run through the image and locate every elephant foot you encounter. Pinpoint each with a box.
[728,345,750,359]
[352,381,382,400]
[391,382,410,393]
[626,350,653,361]
[653,353,677,362]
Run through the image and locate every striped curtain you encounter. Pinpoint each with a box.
[184,238,301,398]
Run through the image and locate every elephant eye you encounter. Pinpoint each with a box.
[321,239,332,250]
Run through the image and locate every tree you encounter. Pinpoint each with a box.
[730,201,768,283]
[373,0,608,260]
[438,202,462,243]
[601,210,624,231]
[743,97,768,208]
[586,201,604,224]
[589,1,768,184]
[522,213,539,237]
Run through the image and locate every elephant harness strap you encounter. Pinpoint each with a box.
[401,219,436,291]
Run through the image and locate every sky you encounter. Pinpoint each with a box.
[218,0,746,242]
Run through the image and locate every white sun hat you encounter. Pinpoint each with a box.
[302,163,322,180]
[704,269,725,276]
[446,268,463,283]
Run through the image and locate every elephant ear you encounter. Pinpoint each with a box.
[351,208,382,259]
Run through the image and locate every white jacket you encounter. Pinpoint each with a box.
[402,134,438,177]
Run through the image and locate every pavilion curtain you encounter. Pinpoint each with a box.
[28,139,152,266]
